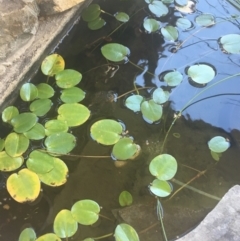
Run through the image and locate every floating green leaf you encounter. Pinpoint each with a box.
[152,88,170,104]
[119,191,133,207]
[45,119,68,136]
[161,26,178,41]
[36,233,61,241]
[220,34,240,54]
[141,99,163,123]
[41,54,65,76]
[115,12,129,22]
[176,17,192,30]
[82,4,101,22]
[0,151,23,171]
[143,19,160,33]
[2,106,19,123]
[149,154,177,180]
[36,83,55,99]
[57,103,90,127]
[101,43,130,62]
[175,0,188,6]
[30,99,52,117]
[7,168,41,203]
[54,210,78,238]
[175,1,195,13]
[71,200,100,225]
[90,119,123,145]
[20,83,38,102]
[187,64,215,84]
[162,0,174,3]
[60,87,86,103]
[163,71,183,86]
[148,1,168,17]
[0,138,4,151]
[208,136,230,153]
[115,223,139,241]
[5,133,29,157]
[88,17,106,30]
[83,239,94,241]
[125,95,144,112]
[19,228,36,241]
[149,179,172,197]
[24,123,45,140]
[195,13,215,27]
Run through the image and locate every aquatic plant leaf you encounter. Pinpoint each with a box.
[0,138,4,151]
[152,88,170,104]
[83,239,94,241]
[176,17,192,30]
[20,83,38,102]
[41,54,65,76]
[175,0,188,6]
[195,13,215,27]
[210,150,222,161]
[30,99,52,117]
[162,0,174,4]
[60,87,86,103]
[143,19,160,33]
[57,103,90,127]
[36,233,61,241]
[148,1,168,17]
[112,137,139,160]
[5,133,29,157]
[175,0,195,13]
[54,210,78,238]
[101,43,130,62]
[24,123,45,140]
[37,157,68,186]
[187,64,215,84]
[119,191,133,207]
[115,223,139,241]
[0,151,23,171]
[208,136,230,153]
[82,4,101,22]
[19,228,36,241]
[7,168,41,203]
[125,95,144,112]
[161,26,178,41]
[149,179,172,197]
[45,132,76,154]
[55,69,82,89]
[220,34,240,54]
[45,119,68,136]
[115,12,129,22]
[141,99,163,123]
[71,200,100,225]
[88,17,106,30]
[90,119,123,145]
[36,83,54,99]
[149,154,177,180]
[2,106,19,123]
[26,150,55,174]
[11,113,38,133]
[163,70,183,86]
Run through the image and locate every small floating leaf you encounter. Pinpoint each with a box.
[141,99,163,123]
[24,123,45,140]
[161,26,178,41]
[60,87,86,103]
[36,83,54,99]
[163,71,183,86]
[150,179,172,197]
[0,138,4,151]
[82,4,101,22]
[195,13,215,27]
[41,54,65,76]
[20,83,38,102]
[30,99,52,117]
[83,239,94,241]
[115,223,139,241]
[36,233,61,241]
[175,0,188,6]
[119,191,133,207]
[71,200,100,225]
[143,18,160,33]
[219,34,240,54]
[115,12,129,22]
[19,228,36,241]
[208,136,230,153]
[0,151,23,171]
[125,95,144,112]
[176,17,192,30]
[2,106,19,123]
[152,88,170,104]
[88,17,106,30]
[45,119,68,136]
[148,1,168,17]
[175,0,195,13]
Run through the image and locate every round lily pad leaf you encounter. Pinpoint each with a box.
[37,157,68,186]
[45,119,68,136]
[176,17,192,30]
[82,4,101,22]
[187,64,215,84]
[88,17,106,30]
[163,71,183,86]
[71,200,100,225]
[112,137,139,160]
[55,69,82,89]
[24,123,45,140]
[219,34,240,54]
[60,87,86,103]
[90,119,123,145]
[119,191,133,207]
[19,228,36,241]
[57,103,90,127]
[175,0,188,6]
[195,13,215,27]
[54,209,78,238]
[175,0,195,13]
[115,12,129,22]
[143,18,160,33]
[2,106,19,123]
[0,138,4,151]
[161,26,178,41]
[7,168,41,203]
[20,83,38,102]
[149,154,177,180]
[26,150,55,174]
[36,233,61,241]
[148,1,168,17]
[208,136,230,153]
[11,113,38,133]
[36,83,55,99]
[125,95,144,112]
[5,133,29,157]
[149,179,172,197]
[41,54,65,76]
[30,99,52,117]
[152,88,170,104]
[141,99,163,123]
[45,132,76,155]
[0,151,23,171]
[115,223,139,241]
[101,43,130,62]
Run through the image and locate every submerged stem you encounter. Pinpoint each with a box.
[117,86,153,99]
[99,214,114,222]
[128,60,156,78]
[89,233,113,240]
[157,198,168,241]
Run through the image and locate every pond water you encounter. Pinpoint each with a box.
[0,0,240,240]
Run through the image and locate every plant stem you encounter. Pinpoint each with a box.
[128,60,156,78]
[117,86,153,99]
[99,214,114,222]
[89,233,113,240]
[101,10,114,17]
[157,198,168,241]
